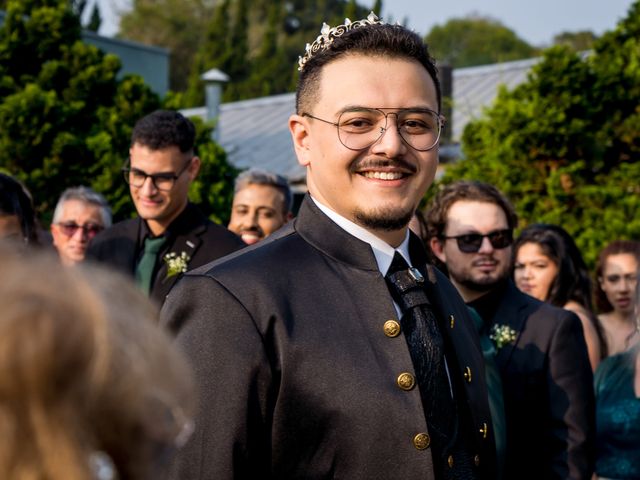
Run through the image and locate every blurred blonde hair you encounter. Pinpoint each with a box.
[0,246,195,480]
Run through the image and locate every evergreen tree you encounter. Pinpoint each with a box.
[372,0,383,16]
[183,0,232,107]
[0,0,236,224]
[434,1,640,267]
[345,0,357,20]
[426,15,536,67]
[86,1,100,32]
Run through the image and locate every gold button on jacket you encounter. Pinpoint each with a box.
[396,372,416,390]
[383,320,401,337]
[413,433,430,450]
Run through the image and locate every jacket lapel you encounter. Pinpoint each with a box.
[492,281,536,370]
[151,226,204,304]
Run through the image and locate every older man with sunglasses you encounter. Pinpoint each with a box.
[51,186,111,265]
[86,110,243,304]
[426,180,595,480]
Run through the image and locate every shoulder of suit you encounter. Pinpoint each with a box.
[191,223,301,279]
[199,220,245,245]
[91,217,139,243]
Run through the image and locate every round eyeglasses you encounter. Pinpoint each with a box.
[303,107,445,152]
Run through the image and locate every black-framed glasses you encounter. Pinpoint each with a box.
[442,229,513,253]
[122,159,192,192]
[303,107,445,152]
[56,222,104,239]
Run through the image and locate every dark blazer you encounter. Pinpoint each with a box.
[161,196,496,480]
[86,203,244,304]
[491,281,595,479]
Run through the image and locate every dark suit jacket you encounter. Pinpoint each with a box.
[86,203,244,305]
[476,281,595,479]
[161,196,497,480]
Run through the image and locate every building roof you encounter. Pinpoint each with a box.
[452,57,540,141]
[184,56,539,187]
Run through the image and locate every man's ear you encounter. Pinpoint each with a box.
[289,114,312,167]
[429,236,447,264]
[187,156,201,181]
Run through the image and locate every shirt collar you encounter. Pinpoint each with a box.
[310,196,412,275]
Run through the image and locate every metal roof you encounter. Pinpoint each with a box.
[452,57,540,141]
[184,57,539,186]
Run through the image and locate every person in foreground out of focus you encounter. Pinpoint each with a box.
[593,240,640,480]
[0,245,195,480]
[513,223,606,370]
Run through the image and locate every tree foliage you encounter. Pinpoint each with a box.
[0,0,237,224]
[434,1,640,268]
[425,15,536,67]
[552,30,597,51]
[118,0,211,92]
[122,0,377,104]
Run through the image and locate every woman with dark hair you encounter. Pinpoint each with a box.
[593,241,640,480]
[0,173,39,245]
[513,223,605,370]
[594,240,640,356]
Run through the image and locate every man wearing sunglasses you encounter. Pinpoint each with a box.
[51,186,111,265]
[86,110,244,304]
[426,180,595,480]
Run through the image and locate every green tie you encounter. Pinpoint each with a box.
[135,236,167,295]
[467,305,507,480]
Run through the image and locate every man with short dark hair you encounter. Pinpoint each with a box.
[426,180,595,480]
[51,186,111,265]
[227,167,293,245]
[162,15,496,480]
[86,110,243,304]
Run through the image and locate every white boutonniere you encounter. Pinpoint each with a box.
[489,324,518,349]
[163,251,191,279]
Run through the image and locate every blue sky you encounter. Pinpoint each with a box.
[98,0,635,46]
[373,0,635,46]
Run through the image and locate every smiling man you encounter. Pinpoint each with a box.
[227,168,293,245]
[162,16,496,480]
[86,110,243,304]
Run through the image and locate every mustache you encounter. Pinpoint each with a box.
[350,157,417,174]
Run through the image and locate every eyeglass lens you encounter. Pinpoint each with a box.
[337,108,441,151]
[58,222,103,238]
[124,169,177,191]
[454,229,513,253]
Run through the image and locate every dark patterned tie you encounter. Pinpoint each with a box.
[386,252,474,479]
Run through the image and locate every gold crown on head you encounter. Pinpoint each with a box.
[298,12,384,72]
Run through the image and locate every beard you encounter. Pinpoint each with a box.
[354,205,414,232]
[447,257,511,294]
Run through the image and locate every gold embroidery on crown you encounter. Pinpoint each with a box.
[297,12,384,71]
